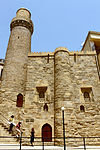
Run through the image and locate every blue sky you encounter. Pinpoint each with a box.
[0,0,100,58]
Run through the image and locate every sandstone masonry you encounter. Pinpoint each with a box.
[0,8,100,145]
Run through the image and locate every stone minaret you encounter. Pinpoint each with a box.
[1,8,33,95]
[54,47,71,145]
[0,8,33,117]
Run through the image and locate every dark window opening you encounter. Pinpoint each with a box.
[43,103,48,111]
[84,92,90,100]
[80,105,85,112]
[17,93,23,107]
[74,53,76,62]
[81,87,93,101]
[47,54,49,63]
[36,86,47,99]
[39,92,45,98]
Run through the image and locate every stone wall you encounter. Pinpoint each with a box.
[0,7,100,146]
[0,49,100,140]
[66,52,100,137]
[23,54,54,137]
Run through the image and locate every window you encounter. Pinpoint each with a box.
[80,105,85,112]
[36,86,47,99]
[43,103,48,111]
[84,92,90,101]
[17,93,23,107]
[74,53,76,62]
[39,92,45,98]
[81,87,94,102]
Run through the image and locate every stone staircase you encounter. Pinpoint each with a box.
[0,121,33,146]
[0,113,56,146]
[0,121,18,144]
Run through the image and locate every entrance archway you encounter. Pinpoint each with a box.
[42,123,52,142]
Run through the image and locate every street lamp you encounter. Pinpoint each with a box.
[61,107,66,150]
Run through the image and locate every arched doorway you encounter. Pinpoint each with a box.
[16,93,23,107]
[42,123,52,142]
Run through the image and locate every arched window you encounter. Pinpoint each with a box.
[43,103,48,111]
[80,105,85,112]
[42,123,52,142]
[17,93,23,107]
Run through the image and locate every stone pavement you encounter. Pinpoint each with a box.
[0,145,100,150]
[0,144,63,150]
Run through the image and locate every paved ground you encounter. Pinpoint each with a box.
[0,144,100,150]
[0,144,63,150]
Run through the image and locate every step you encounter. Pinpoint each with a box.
[0,124,18,144]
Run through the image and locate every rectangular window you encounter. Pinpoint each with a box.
[36,86,47,99]
[81,87,94,102]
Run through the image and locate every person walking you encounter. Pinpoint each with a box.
[9,115,14,133]
[30,128,35,146]
[16,121,22,137]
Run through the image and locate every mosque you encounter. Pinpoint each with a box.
[0,8,100,144]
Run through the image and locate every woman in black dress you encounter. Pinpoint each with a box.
[30,128,35,146]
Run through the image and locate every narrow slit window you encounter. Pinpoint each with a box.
[80,105,85,112]
[43,103,48,111]
[74,53,76,62]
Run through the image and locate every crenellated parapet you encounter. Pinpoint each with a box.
[28,49,96,57]
[28,51,54,57]
[69,50,96,55]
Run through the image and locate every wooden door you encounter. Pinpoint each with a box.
[42,123,52,142]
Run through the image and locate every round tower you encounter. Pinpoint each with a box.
[1,8,33,93]
[54,47,71,144]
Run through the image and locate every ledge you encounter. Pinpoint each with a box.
[10,19,33,34]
